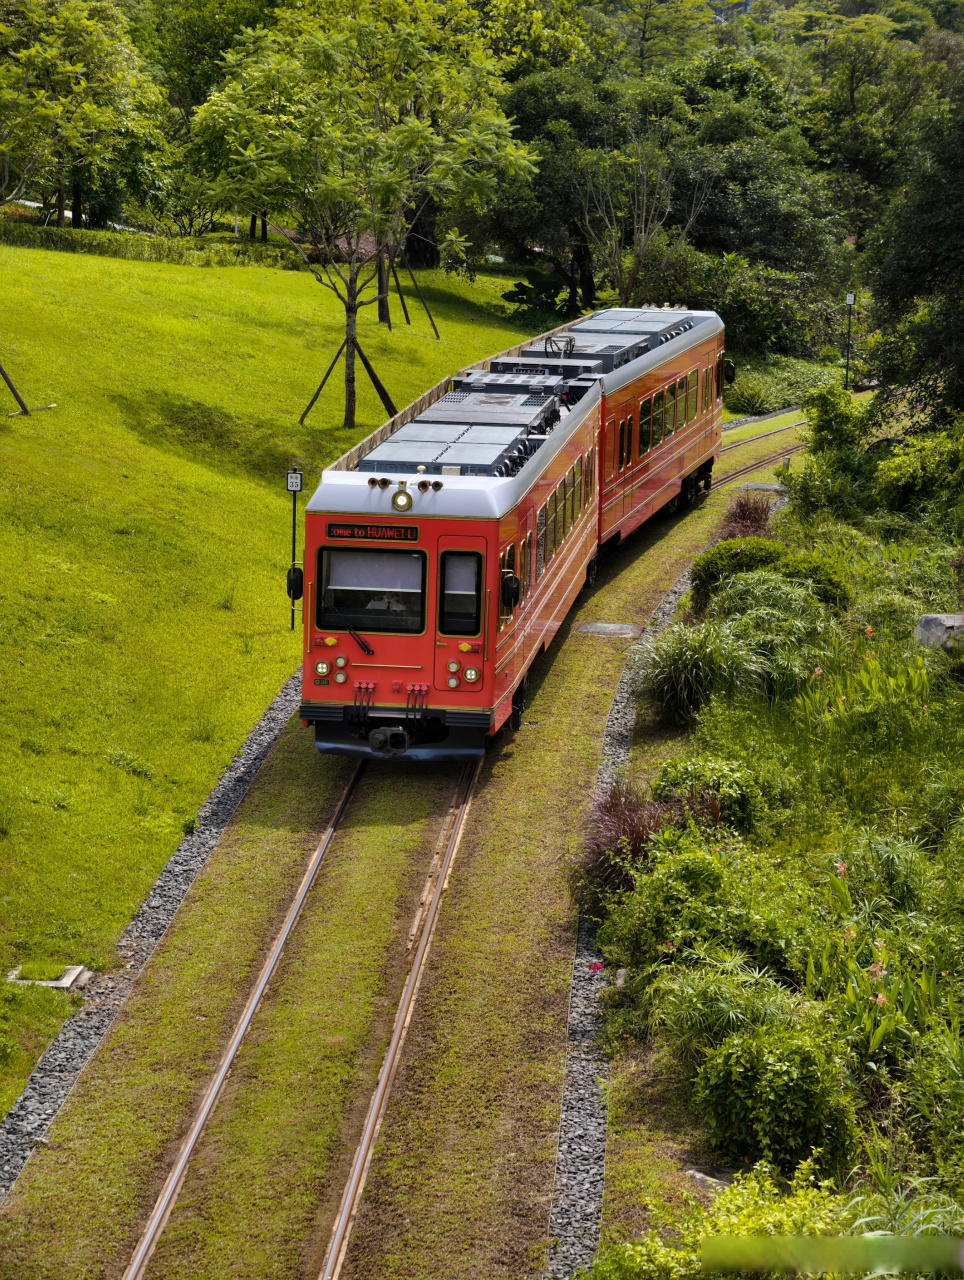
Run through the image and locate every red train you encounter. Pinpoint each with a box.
[296,306,725,759]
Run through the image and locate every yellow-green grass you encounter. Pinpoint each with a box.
[340,493,738,1280]
[721,408,805,447]
[0,243,530,1113]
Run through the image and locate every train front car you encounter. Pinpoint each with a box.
[297,306,724,761]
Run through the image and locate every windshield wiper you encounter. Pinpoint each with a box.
[324,593,375,655]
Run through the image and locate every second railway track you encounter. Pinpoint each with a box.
[122,759,481,1280]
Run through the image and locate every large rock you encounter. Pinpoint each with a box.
[914,614,964,651]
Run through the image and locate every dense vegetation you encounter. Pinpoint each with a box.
[580,381,964,1274]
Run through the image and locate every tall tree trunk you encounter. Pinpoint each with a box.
[249,213,257,240]
[261,212,267,243]
[344,273,358,430]
[56,168,65,229]
[575,240,595,309]
[71,172,82,230]
[405,198,440,269]
[377,249,391,324]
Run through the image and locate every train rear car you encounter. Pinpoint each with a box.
[297,306,724,760]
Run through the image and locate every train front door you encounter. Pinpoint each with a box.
[434,535,488,694]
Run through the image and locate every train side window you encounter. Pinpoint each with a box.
[687,369,699,422]
[546,491,557,563]
[664,386,675,438]
[618,419,626,471]
[639,398,652,458]
[566,467,575,532]
[604,418,617,481]
[676,378,687,428]
[584,447,594,505]
[716,353,724,401]
[498,550,507,631]
[498,544,516,631]
[556,478,566,546]
[627,412,635,464]
[574,457,583,522]
[438,551,483,636]
[652,391,664,446]
[526,531,533,596]
[536,505,547,579]
[518,538,527,603]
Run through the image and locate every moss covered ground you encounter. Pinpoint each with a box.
[0,244,529,1113]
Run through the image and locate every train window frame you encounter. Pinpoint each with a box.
[716,352,724,401]
[574,457,583,523]
[627,411,635,465]
[498,543,517,631]
[639,397,652,458]
[687,369,699,422]
[556,477,567,546]
[518,538,527,604]
[317,546,428,636]
[566,466,576,532]
[618,418,626,471]
[546,491,557,563]
[664,386,675,438]
[437,550,484,637]
[526,531,533,596]
[584,446,594,506]
[652,391,664,446]
[536,505,547,579]
[677,378,687,428]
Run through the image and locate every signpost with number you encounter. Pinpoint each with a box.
[287,468,303,631]
[844,291,856,390]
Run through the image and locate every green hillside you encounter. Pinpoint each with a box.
[0,245,529,1114]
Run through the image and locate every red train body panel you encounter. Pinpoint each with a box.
[297,307,724,758]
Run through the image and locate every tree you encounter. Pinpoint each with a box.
[195,3,532,429]
[612,0,714,74]
[865,99,964,427]
[0,0,158,209]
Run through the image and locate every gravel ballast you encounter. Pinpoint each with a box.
[0,671,303,1202]
[543,567,692,1279]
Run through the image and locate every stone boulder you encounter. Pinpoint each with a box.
[914,614,964,651]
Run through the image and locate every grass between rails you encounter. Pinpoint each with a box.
[340,488,741,1280]
[0,244,530,1113]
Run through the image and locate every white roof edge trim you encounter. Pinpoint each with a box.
[602,313,724,399]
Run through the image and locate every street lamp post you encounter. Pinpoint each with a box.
[845,291,856,391]
[286,468,303,631]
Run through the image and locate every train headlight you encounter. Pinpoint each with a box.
[447,676,460,688]
[335,655,348,668]
[447,660,460,673]
[335,671,348,684]
[314,660,331,676]
[392,488,413,512]
[463,667,480,683]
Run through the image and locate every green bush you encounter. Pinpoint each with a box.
[653,755,766,831]
[0,221,305,271]
[695,1027,856,1173]
[587,1162,851,1280]
[690,538,852,614]
[691,538,786,612]
[637,622,763,721]
[874,432,964,512]
[723,358,842,415]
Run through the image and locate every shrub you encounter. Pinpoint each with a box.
[576,780,721,904]
[648,950,797,1063]
[587,1162,851,1280]
[695,1027,856,1173]
[719,491,774,540]
[653,755,766,831]
[637,622,763,721]
[691,538,786,612]
[874,432,964,512]
[691,538,852,614]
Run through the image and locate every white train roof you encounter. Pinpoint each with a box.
[307,308,723,523]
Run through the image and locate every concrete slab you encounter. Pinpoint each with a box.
[7,965,93,991]
[571,622,643,639]
[739,482,787,493]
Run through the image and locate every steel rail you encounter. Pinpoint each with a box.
[721,420,804,452]
[318,758,482,1280]
[717,441,805,489]
[121,759,366,1280]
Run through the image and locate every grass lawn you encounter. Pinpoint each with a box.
[0,243,530,1114]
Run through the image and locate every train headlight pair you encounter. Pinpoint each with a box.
[314,660,331,676]
[335,655,348,668]
[464,667,480,683]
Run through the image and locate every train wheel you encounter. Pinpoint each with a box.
[511,674,530,730]
[702,462,713,493]
[584,554,598,589]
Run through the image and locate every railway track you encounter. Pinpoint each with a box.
[720,419,804,451]
[120,419,796,1280]
[121,759,481,1280]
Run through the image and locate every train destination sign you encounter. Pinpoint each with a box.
[327,522,419,542]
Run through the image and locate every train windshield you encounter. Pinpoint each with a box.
[438,551,483,635]
[318,548,426,634]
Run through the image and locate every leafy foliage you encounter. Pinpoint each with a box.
[637,619,763,720]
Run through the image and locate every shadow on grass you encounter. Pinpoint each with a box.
[110,389,340,485]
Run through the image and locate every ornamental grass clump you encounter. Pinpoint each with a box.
[638,622,763,721]
[719,491,774,540]
[574,778,721,905]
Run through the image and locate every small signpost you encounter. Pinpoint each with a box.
[287,468,303,631]
[844,291,856,390]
